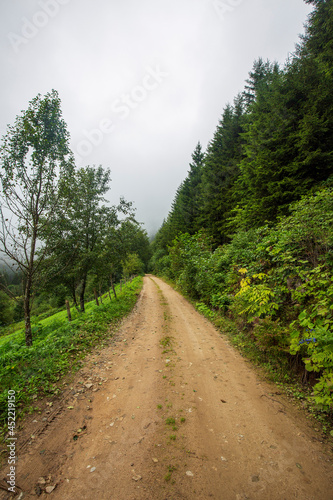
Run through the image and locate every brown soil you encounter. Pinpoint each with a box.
[1,275,333,499]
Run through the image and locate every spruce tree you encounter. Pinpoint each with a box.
[200,96,245,245]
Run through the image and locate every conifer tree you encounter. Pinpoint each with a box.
[200,96,245,244]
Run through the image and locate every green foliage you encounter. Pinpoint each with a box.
[288,265,333,412]
[200,95,246,244]
[0,292,13,327]
[252,318,289,355]
[235,271,279,320]
[119,221,151,271]
[196,302,215,320]
[311,373,333,412]
[169,142,205,237]
[1,92,147,347]
[149,142,205,261]
[122,253,144,277]
[12,298,24,322]
[149,248,171,277]
[40,164,116,311]
[0,90,74,346]
[169,231,218,301]
[39,165,143,313]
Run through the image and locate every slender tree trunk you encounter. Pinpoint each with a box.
[65,300,72,322]
[94,288,99,306]
[24,240,37,347]
[24,291,33,347]
[72,280,79,311]
[80,276,87,312]
[108,289,112,301]
[110,275,117,299]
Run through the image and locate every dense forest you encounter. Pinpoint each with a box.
[150,0,333,415]
[0,91,150,346]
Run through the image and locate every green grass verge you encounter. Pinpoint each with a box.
[0,277,143,436]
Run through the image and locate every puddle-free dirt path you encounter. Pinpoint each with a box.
[1,276,332,499]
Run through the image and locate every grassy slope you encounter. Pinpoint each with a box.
[0,277,143,434]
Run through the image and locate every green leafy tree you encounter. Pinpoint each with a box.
[117,220,151,271]
[122,253,144,277]
[43,165,137,310]
[44,166,113,311]
[0,90,74,346]
[0,291,13,326]
[67,166,114,311]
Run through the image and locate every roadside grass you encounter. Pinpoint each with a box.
[0,298,101,346]
[0,277,143,437]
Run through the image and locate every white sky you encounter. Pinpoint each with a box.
[0,0,313,235]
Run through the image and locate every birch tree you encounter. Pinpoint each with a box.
[0,90,74,346]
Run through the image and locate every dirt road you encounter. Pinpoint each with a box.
[1,275,333,499]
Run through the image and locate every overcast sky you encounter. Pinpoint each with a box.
[1,0,313,235]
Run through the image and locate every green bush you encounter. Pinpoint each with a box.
[0,292,13,327]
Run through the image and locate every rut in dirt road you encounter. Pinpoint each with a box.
[2,275,333,500]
